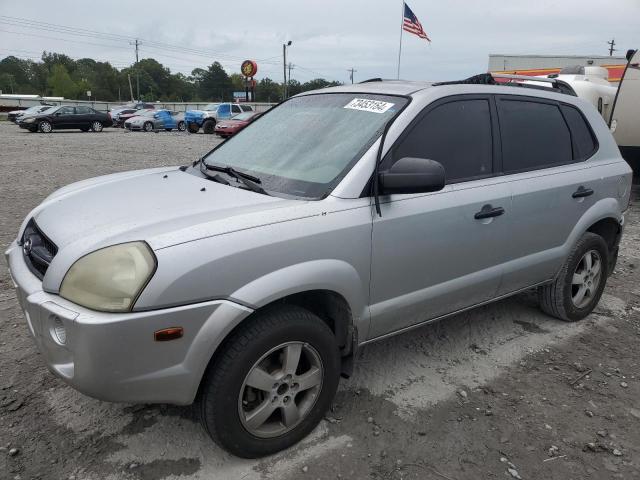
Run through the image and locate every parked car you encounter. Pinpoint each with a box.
[109,102,155,125]
[117,108,154,128]
[6,76,632,458]
[185,102,253,134]
[124,109,185,132]
[19,105,113,133]
[8,104,55,123]
[214,111,262,137]
[111,109,139,127]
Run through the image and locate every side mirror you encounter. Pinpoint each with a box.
[378,157,445,195]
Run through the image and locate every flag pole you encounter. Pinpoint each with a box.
[397,1,404,79]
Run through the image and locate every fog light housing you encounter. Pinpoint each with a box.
[51,316,66,345]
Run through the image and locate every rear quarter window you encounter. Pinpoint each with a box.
[560,104,597,160]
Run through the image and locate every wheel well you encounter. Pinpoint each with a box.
[586,217,620,254]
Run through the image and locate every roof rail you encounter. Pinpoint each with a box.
[433,72,577,96]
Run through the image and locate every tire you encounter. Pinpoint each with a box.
[143,121,153,132]
[202,119,216,134]
[38,120,52,133]
[187,123,199,133]
[177,121,186,132]
[538,232,609,322]
[91,121,103,132]
[197,305,340,458]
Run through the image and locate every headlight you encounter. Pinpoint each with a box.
[60,242,156,312]
[23,118,35,123]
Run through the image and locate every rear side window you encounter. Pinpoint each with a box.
[391,99,493,183]
[76,106,93,114]
[560,104,597,160]
[498,99,572,173]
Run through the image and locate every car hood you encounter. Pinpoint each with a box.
[25,167,303,259]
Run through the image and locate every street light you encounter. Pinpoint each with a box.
[283,40,292,100]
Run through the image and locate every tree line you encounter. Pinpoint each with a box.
[0,52,342,103]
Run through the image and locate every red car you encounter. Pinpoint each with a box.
[214,111,261,137]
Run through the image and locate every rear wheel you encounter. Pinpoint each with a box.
[202,119,216,134]
[539,232,609,322]
[143,122,153,132]
[197,305,340,458]
[177,121,186,132]
[38,120,52,133]
[91,121,103,132]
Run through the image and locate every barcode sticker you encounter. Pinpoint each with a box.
[344,98,395,114]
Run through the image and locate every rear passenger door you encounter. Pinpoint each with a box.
[74,106,93,128]
[496,96,599,294]
[369,96,513,339]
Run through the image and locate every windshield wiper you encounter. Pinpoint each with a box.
[203,163,269,196]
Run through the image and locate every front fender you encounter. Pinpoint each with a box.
[230,259,370,339]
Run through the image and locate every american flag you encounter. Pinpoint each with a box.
[403,2,430,42]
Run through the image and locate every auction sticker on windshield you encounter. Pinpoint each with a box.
[344,98,395,114]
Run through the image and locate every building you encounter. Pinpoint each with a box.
[489,54,627,83]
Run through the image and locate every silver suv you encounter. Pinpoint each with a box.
[5,77,632,458]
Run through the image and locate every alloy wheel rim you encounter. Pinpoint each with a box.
[144,122,153,132]
[238,341,323,438]
[178,122,186,131]
[92,121,102,131]
[41,122,51,132]
[571,249,602,309]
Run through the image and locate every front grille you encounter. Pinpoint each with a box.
[21,219,58,279]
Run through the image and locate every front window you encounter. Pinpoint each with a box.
[198,93,407,199]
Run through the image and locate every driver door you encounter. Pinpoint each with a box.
[54,106,75,129]
[368,95,512,339]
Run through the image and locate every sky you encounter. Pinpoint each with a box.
[1,0,639,84]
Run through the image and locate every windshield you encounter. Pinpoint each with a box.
[230,112,256,121]
[138,110,156,117]
[200,93,406,199]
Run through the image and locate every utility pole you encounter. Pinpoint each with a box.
[130,39,141,100]
[607,38,616,56]
[127,74,134,102]
[282,40,292,100]
[347,68,357,84]
[288,62,295,91]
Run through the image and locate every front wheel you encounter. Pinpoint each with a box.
[538,232,609,322]
[38,120,52,133]
[197,305,340,458]
[91,121,103,132]
[177,121,186,132]
[143,122,153,132]
[202,119,216,134]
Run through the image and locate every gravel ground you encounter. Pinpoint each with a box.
[1,122,639,480]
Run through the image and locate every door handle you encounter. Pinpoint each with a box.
[572,186,594,198]
[474,204,505,220]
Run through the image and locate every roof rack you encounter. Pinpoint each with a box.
[433,73,577,96]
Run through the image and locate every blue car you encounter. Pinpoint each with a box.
[124,109,186,132]
[185,103,254,134]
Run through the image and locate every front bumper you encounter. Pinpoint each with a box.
[5,240,253,405]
